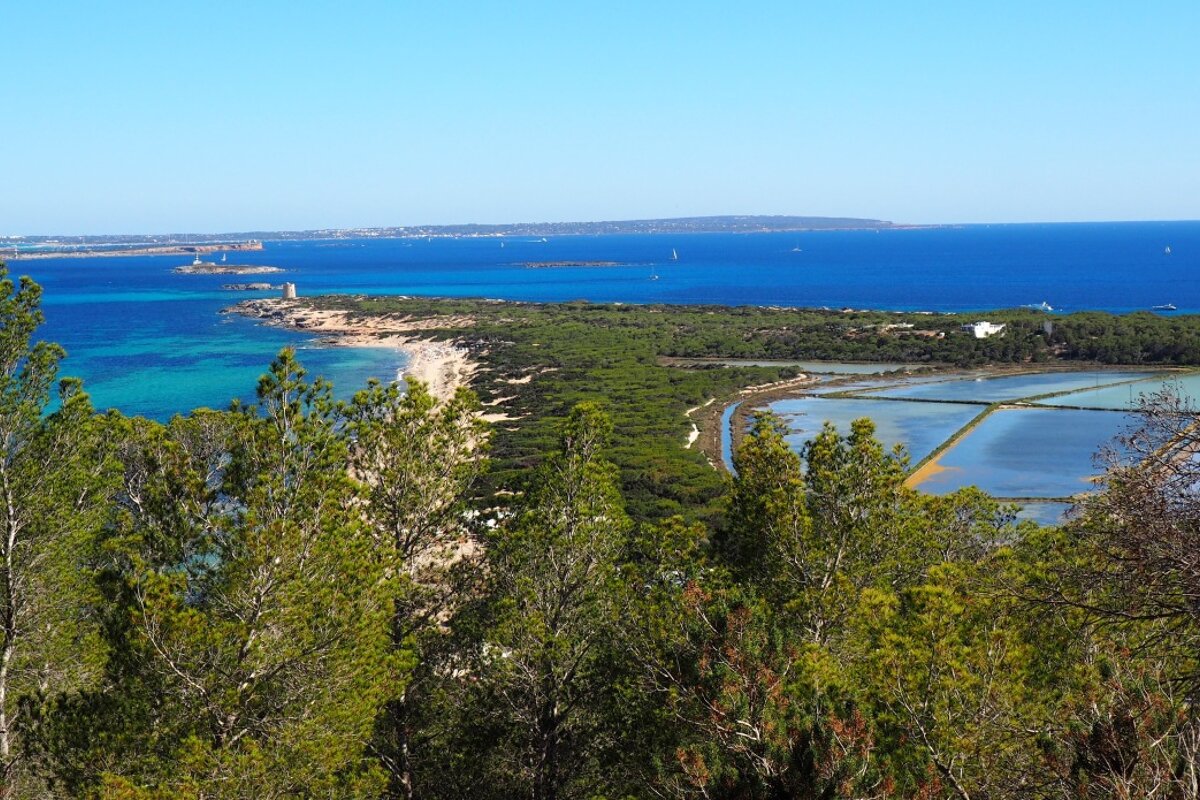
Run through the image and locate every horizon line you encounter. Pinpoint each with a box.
[5,214,1200,241]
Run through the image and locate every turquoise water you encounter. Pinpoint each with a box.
[917,408,1134,498]
[768,397,982,464]
[42,303,405,418]
[10,222,1200,419]
[1036,372,1200,409]
[868,370,1153,403]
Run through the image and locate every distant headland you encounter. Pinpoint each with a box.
[4,240,264,260]
[0,215,899,258]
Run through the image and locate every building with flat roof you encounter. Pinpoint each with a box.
[961,321,1005,338]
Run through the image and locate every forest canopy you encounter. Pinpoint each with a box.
[1,266,1198,798]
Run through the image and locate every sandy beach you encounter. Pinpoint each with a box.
[232,298,477,402]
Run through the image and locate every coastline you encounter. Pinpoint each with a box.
[8,242,264,260]
[231,298,477,402]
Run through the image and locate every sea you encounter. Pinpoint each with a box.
[9,220,1199,419]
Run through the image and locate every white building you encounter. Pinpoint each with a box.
[281,282,297,300]
[961,321,1005,338]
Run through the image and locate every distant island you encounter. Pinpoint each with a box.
[0,215,898,256]
[523,260,625,269]
[173,262,283,275]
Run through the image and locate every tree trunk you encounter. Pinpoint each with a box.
[0,473,19,799]
[383,694,414,800]
[533,697,559,800]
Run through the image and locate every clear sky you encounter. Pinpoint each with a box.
[3,1,1198,234]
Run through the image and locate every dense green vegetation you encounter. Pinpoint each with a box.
[303,295,1200,523]
[5,266,1200,797]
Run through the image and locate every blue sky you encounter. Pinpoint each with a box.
[2,1,1197,234]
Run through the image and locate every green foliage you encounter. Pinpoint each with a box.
[8,269,1200,797]
[447,403,633,800]
[346,378,487,798]
[0,266,116,796]
[300,295,1200,530]
[38,352,393,797]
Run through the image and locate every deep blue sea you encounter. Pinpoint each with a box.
[11,221,1198,419]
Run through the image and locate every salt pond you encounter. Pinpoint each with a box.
[915,408,1133,498]
[1013,501,1076,526]
[865,370,1153,404]
[669,359,923,374]
[768,397,982,464]
[749,367,1152,525]
[1037,371,1200,410]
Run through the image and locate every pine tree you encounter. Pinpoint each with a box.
[46,350,393,797]
[346,378,486,799]
[0,266,114,797]
[470,402,631,800]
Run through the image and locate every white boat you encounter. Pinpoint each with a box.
[1165,245,1172,255]
[221,253,227,262]
[1152,303,1177,311]
[1025,301,1054,312]
[670,248,679,261]
[192,254,203,266]
[791,244,803,252]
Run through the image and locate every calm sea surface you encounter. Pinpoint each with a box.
[10,221,1199,418]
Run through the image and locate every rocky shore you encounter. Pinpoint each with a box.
[221,282,280,291]
[174,263,283,275]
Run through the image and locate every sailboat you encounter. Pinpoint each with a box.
[1165,245,1172,255]
[670,248,678,261]
[791,243,803,252]
[649,265,659,281]
[221,253,227,263]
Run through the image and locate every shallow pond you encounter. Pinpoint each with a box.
[767,397,982,464]
[673,359,924,373]
[721,401,742,474]
[1014,501,1075,526]
[1037,371,1200,410]
[866,371,1153,404]
[807,372,957,395]
[916,408,1135,498]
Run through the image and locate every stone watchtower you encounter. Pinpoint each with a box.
[281,282,297,300]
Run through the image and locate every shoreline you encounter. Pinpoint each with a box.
[231,298,478,402]
[7,242,264,260]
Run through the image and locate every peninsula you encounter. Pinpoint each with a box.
[0,215,898,254]
[5,241,263,260]
[229,294,1200,522]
